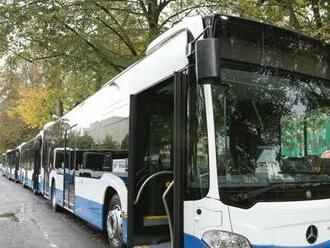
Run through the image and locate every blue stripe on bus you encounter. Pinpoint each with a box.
[15,172,19,182]
[75,195,104,230]
[55,188,63,206]
[55,190,128,237]
[24,178,33,189]
[184,235,330,248]
[122,217,128,244]
[38,181,44,193]
[52,188,104,230]
[184,234,208,248]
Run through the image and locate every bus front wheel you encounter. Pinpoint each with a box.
[107,194,124,248]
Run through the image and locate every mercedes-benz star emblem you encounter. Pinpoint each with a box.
[306,225,318,244]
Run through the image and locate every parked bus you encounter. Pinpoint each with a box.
[20,133,43,192]
[7,148,20,182]
[21,14,330,247]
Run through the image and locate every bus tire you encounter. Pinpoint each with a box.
[106,194,124,248]
[51,182,59,212]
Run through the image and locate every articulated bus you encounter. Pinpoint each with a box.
[8,14,330,247]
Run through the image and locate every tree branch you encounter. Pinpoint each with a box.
[310,0,322,29]
[97,17,138,56]
[282,0,301,31]
[58,19,125,72]
[137,0,148,15]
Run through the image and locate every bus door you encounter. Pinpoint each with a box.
[64,125,77,211]
[32,138,42,193]
[128,73,187,247]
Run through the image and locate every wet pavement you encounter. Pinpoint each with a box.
[0,175,109,248]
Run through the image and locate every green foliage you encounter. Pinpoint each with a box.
[101,135,120,150]
[0,0,328,153]
[0,110,36,154]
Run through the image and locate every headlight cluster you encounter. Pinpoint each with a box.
[202,230,251,248]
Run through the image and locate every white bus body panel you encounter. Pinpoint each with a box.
[75,173,127,211]
[74,173,127,230]
[50,170,64,204]
[229,200,330,246]
[184,198,232,238]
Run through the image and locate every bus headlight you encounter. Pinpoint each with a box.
[202,230,251,248]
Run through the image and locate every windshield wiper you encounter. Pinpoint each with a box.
[280,171,330,175]
[233,181,330,202]
[233,182,287,201]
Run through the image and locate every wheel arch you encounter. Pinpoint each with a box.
[101,175,128,231]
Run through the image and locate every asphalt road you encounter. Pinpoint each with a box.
[0,175,109,248]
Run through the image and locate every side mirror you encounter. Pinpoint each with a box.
[195,38,221,84]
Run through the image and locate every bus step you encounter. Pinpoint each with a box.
[132,233,170,246]
[144,215,168,227]
[134,243,170,248]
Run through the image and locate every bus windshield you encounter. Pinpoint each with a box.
[212,62,330,207]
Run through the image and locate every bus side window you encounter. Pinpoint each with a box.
[83,152,105,171]
[55,152,63,169]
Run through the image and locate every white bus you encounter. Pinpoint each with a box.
[30,14,329,247]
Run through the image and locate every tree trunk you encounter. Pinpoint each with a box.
[137,0,164,42]
[284,0,301,31]
[311,0,322,29]
[146,0,161,42]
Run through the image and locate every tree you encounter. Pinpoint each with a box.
[0,59,38,154]
[16,85,56,129]
[0,0,328,153]
[0,110,35,154]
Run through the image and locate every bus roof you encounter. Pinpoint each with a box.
[43,15,204,132]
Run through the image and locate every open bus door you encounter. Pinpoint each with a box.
[63,125,77,211]
[128,71,187,247]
